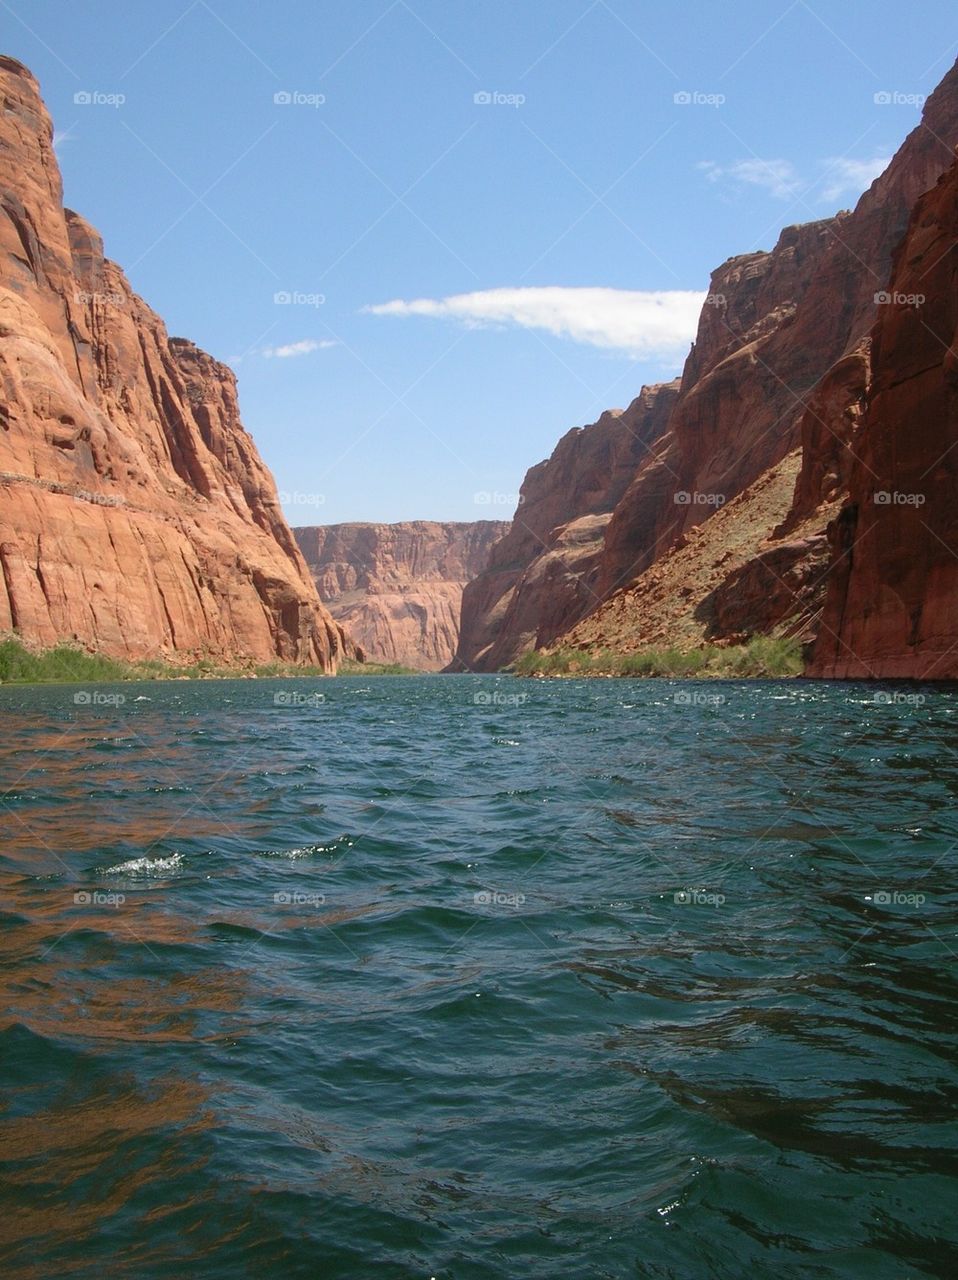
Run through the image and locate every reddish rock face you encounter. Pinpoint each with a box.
[595,219,839,602]
[809,159,958,678]
[599,65,958,598]
[451,381,680,671]
[515,58,958,670]
[0,56,354,668]
[294,521,508,670]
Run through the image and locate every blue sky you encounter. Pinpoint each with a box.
[5,1,956,524]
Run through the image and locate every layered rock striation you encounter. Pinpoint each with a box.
[451,381,679,671]
[294,521,508,669]
[809,158,958,678]
[460,58,958,672]
[0,56,353,668]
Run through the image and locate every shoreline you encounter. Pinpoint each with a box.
[0,636,419,686]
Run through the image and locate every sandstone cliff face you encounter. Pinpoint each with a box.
[0,56,353,668]
[603,63,958,593]
[451,381,680,671]
[596,218,839,600]
[542,60,958,667]
[809,159,958,678]
[294,521,508,670]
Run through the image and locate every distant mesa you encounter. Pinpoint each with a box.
[294,521,509,670]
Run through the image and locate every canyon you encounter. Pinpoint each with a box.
[0,56,354,670]
[294,521,508,670]
[2,47,956,681]
[454,58,958,676]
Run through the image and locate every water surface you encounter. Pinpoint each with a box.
[1,675,956,1277]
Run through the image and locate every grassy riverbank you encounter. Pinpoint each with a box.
[512,636,804,678]
[0,637,417,684]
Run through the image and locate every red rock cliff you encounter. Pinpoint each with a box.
[294,520,508,670]
[450,381,680,671]
[0,56,353,668]
[548,59,958,666]
[809,158,958,678]
[596,217,839,600]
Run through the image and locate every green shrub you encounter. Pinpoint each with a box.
[0,638,131,683]
[510,634,804,679]
[337,659,419,675]
[0,635,405,684]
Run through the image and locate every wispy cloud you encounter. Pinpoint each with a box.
[698,158,801,199]
[260,339,337,359]
[820,155,891,202]
[699,154,893,205]
[53,126,79,152]
[364,287,706,357]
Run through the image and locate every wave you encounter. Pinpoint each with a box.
[102,852,185,876]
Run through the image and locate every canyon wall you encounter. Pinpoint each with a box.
[0,56,354,668]
[451,381,679,671]
[295,521,508,669]
[465,58,958,671]
[808,158,958,679]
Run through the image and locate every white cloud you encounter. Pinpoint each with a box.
[698,158,801,199]
[260,339,337,359]
[364,286,706,357]
[699,154,893,205]
[820,155,891,203]
[53,126,78,152]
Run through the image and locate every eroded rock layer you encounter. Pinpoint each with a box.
[465,58,958,672]
[451,382,680,671]
[294,521,508,670]
[809,158,958,678]
[0,56,353,668]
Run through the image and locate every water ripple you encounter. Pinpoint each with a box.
[0,675,956,1278]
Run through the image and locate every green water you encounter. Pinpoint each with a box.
[1,675,955,1277]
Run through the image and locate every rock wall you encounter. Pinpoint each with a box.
[497,58,958,670]
[294,521,508,669]
[809,158,958,678]
[0,56,353,668]
[450,381,679,671]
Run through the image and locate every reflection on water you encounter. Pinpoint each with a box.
[1,677,956,1279]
